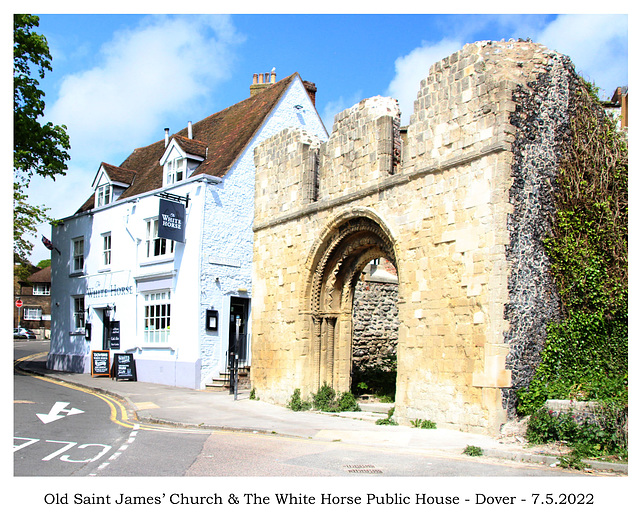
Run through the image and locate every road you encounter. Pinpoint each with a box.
[14,340,209,477]
[15,340,584,477]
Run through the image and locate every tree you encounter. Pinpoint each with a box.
[13,181,50,260]
[14,14,70,260]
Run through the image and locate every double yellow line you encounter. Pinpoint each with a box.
[15,353,136,429]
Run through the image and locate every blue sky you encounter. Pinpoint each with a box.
[19,11,629,265]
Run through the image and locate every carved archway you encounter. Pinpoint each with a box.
[305,212,398,393]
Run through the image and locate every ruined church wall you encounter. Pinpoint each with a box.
[253,132,512,431]
[252,40,577,434]
[352,279,399,371]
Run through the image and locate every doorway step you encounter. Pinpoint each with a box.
[205,366,251,391]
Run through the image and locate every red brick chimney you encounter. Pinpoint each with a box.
[303,80,317,107]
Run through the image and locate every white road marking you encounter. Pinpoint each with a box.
[89,424,140,476]
[36,402,85,424]
[13,437,113,465]
[14,437,39,452]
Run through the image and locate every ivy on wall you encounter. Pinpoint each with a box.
[517,81,628,415]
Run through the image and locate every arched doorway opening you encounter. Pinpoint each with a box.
[306,213,398,397]
[351,257,399,401]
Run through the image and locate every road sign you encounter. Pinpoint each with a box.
[16,299,23,308]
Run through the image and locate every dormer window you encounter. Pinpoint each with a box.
[96,183,112,207]
[92,163,134,210]
[166,157,185,185]
[160,134,206,187]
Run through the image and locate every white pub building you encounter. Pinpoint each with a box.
[48,72,328,388]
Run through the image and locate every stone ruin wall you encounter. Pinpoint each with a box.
[351,269,399,385]
[251,40,580,434]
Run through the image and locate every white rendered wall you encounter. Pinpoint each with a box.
[49,178,207,387]
[197,77,328,386]
[49,76,328,389]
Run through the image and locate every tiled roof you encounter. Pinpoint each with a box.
[101,162,136,185]
[76,73,298,213]
[173,136,207,158]
[27,266,51,283]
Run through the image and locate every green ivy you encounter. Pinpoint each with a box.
[526,406,627,460]
[518,310,628,414]
[517,80,628,420]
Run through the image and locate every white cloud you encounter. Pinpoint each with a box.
[384,14,627,125]
[47,15,243,165]
[26,14,244,265]
[533,14,628,98]
[320,37,466,130]
[386,39,463,125]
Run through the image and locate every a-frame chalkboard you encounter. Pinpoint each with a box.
[112,353,137,381]
[91,350,110,377]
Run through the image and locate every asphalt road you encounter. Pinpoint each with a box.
[14,340,209,477]
[13,341,624,529]
[14,370,128,476]
[184,429,585,477]
[14,341,582,477]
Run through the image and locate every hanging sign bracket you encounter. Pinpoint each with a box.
[157,191,190,209]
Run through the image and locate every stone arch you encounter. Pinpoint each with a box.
[303,209,399,394]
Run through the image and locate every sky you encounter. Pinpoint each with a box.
[12,9,630,266]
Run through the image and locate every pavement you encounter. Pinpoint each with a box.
[16,353,628,474]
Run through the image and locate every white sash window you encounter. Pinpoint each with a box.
[72,238,84,272]
[143,290,171,343]
[145,219,175,258]
[96,184,112,206]
[166,158,185,185]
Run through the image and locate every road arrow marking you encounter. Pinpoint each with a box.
[36,402,85,424]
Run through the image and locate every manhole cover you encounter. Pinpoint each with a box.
[344,464,383,474]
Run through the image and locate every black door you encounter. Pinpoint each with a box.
[102,309,111,350]
[228,297,249,362]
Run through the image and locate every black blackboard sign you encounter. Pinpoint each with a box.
[110,321,120,350]
[91,350,110,377]
[112,353,137,381]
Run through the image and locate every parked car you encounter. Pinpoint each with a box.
[14,327,36,340]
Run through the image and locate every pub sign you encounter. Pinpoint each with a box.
[158,198,186,243]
